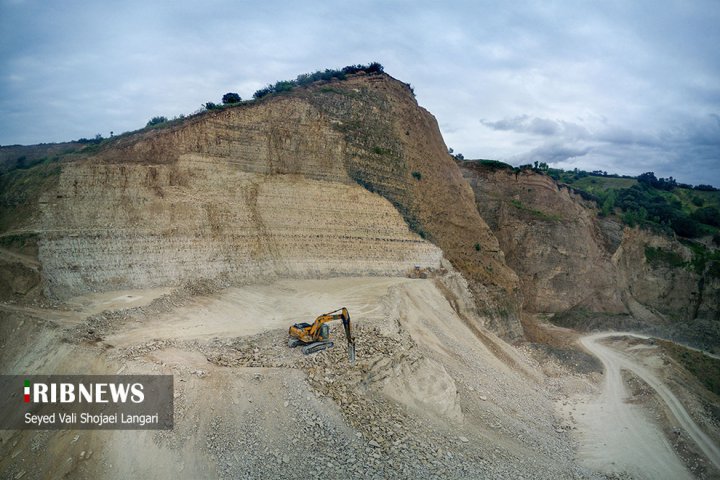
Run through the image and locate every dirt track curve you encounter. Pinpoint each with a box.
[577,332,720,479]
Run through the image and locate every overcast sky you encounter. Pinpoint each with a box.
[1,0,719,186]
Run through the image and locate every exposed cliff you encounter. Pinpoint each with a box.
[460,163,623,314]
[299,75,521,337]
[460,161,720,350]
[0,73,521,337]
[614,229,720,350]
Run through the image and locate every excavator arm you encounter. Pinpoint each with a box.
[335,308,355,364]
[341,312,355,363]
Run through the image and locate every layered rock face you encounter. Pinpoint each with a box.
[614,229,720,348]
[461,162,720,347]
[40,158,442,298]
[460,164,623,314]
[17,87,414,297]
[25,72,520,338]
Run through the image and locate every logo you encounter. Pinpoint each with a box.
[22,379,145,404]
[1,375,174,430]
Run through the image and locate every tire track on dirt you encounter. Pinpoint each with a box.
[577,332,720,478]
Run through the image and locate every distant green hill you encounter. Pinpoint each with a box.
[548,169,719,240]
[464,159,719,242]
[567,175,637,192]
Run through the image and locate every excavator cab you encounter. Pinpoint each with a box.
[290,322,330,341]
[288,307,355,363]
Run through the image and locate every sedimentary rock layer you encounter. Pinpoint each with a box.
[40,156,442,299]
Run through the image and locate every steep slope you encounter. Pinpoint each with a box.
[460,163,623,314]
[460,161,720,351]
[614,229,720,351]
[2,73,521,338]
[300,75,521,337]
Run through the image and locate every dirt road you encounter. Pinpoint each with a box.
[573,332,720,479]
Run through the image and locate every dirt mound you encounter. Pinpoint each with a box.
[367,356,463,423]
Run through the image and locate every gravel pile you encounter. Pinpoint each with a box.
[153,320,608,479]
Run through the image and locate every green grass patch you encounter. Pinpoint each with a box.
[477,159,514,170]
[372,146,392,155]
[509,199,562,222]
[644,242,720,277]
[658,340,720,396]
[674,188,720,212]
[644,246,686,268]
[679,240,720,276]
[553,169,718,238]
[570,176,637,192]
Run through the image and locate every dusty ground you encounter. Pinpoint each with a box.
[1,275,602,480]
[1,277,718,479]
[555,333,720,480]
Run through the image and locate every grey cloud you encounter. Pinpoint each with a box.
[480,115,590,139]
[518,121,720,186]
[480,109,720,186]
[481,115,560,136]
[664,114,720,147]
[511,142,592,165]
[1,0,719,186]
[595,127,659,148]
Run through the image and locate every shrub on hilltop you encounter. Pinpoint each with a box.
[222,92,241,104]
[146,116,168,127]
[252,62,385,100]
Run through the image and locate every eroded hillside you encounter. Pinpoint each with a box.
[459,160,720,352]
[459,163,624,314]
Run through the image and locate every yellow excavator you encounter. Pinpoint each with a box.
[288,307,356,363]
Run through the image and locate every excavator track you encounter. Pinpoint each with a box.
[302,341,334,355]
